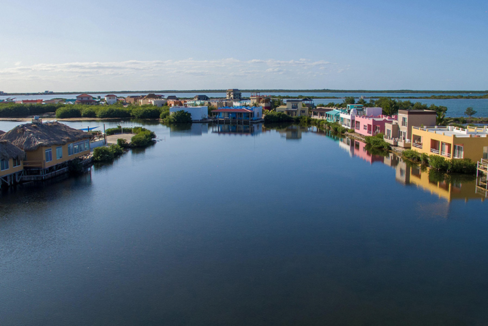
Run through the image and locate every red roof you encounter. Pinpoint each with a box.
[77,94,92,98]
[213,109,252,113]
[105,94,117,97]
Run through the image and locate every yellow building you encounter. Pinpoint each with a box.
[411,126,488,162]
[276,100,309,117]
[0,140,25,187]
[0,120,91,177]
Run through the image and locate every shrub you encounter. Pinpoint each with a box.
[365,135,390,151]
[264,111,294,122]
[448,159,477,174]
[428,155,448,171]
[131,106,162,119]
[402,149,421,163]
[421,153,429,164]
[131,130,155,147]
[56,107,82,118]
[167,110,192,124]
[117,138,129,148]
[93,147,114,162]
[81,107,97,117]
[160,106,170,119]
[109,144,124,157]
[97,107,131,118]
[348,129,355,133]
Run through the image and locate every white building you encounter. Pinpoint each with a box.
[169,106,208,121]
[150,99,167,107]
[105,94,118,105]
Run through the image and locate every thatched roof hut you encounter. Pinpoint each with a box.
[0,122,91,152]
[0,130,5,136]
[0,140,25,161]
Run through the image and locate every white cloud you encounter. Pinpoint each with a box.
[0,58,347,92]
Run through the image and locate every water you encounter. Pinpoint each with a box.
[1,121,487,326]
[2,92,488,117]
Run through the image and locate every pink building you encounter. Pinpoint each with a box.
[354,115,397,137]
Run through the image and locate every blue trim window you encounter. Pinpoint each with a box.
[68,144,73,156]
[56,146,63,160]
[1,159,9,171]
[45,149,53,162]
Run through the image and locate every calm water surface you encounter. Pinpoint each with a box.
[1,121,487,326]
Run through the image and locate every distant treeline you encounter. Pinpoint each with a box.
[0,103,63,117]
[4,89,488,95]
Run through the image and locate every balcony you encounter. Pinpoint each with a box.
[412,143,422,149]
[430,148,439,154]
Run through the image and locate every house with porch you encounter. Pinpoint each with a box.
[354,115,397,137]
[105,94,118,105]
[326,109,341,123]
[311,108,334,120]
[75,94,97,105]
[212,106,262,123]
[339,105,382,129]
[276,100,308,117]
[411,126,488,162]
[0,120,91,180]
[384,109,437,148]
[0,140,25,188]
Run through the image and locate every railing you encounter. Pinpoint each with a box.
[412,143,423,149]
[442,152,451,158]
[23,160,44,168]
[430,148,439,154]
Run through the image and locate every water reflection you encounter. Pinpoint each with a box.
[211,123,262,135]
[170,123,209,137]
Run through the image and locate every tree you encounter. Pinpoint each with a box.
[168,110,192,124]
[375,97,399,116]
[465,107,477,117]
[344,97,355,105]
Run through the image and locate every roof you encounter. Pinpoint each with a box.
[105,94,117,97]
[77,94,92,98]
[286,99,303,102]
[143,94,163,99]
[166,96,179,100]
[213,108,252,113]
[0,121,91,151]
[398,109,437,115]
[326,109,341,115]
[0,140,26,161]
[312,108,333,112]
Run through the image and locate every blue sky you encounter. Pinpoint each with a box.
[1,0,487,92]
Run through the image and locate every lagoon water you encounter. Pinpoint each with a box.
[1,121,488,326]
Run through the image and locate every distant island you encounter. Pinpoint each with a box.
[2,89,488,96]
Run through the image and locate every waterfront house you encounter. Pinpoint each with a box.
[226,89,242,101]
[212,106,262,123]
[105,94,118,105]
[126,95,142,105]
[311,108,334,119]
[0,140,25,187]
[354,115,397,136]
[250,93,271,110]
[20,99,43,105]
[326,109,341,123]
[276,100,309,117]
[384,109,437,148]
[139,94,163,105]
[166,95,179,101]
[339,105,382,128]
[209,99,234,108]
[170,106,208,121]
[167,100,187,107]
[411,126,488,162]
[0,120,91,178]
[75,94,97,105]
[193,95,209,101]
[44,99,64,104]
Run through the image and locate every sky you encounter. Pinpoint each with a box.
[0,0,487,92]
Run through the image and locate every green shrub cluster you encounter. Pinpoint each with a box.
[402,150,477,174]
[0,103,61,117]
[93,144,124,162]
[52,104,171,119]
[166,110,192,124]
[131,130,155,147]
[264,111,295,122]
[364,134,390,151]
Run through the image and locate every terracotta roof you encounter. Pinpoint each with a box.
[77,94,92,98]
[105,94,117,97]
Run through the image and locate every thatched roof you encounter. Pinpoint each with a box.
[0,122,91,151]
[0,140,25,161]
[0,130,5,136]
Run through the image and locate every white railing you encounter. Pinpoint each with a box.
[412,143,422,149]
[431,148,439,154]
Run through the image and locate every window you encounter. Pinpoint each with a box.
[45,149,53,162]
[56,146,63,160]
[68,143,73,156]
[355,121,360,130]
[374,126,380,134]
[453,145,464,159]
[1,159,9,171]
[484,147,488,159]
[85,140,89,151]
[401,117,407,126]
[74,144,79,154]
[13,158,21,167]
[363,125,367,130]
[301,110,305,114]
[386,129,391,139]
